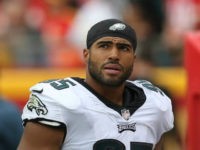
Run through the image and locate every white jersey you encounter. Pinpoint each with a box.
[22,77,174,150]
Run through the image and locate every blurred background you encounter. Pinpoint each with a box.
[0,0,200,149]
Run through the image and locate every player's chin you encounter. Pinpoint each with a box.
[103,73,121,80]
[103,76,124,86]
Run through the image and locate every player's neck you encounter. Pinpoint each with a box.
[85,78,125,106]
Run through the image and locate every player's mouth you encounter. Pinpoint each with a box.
[103,64,122,75]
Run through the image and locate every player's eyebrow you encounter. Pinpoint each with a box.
[96,41,113,45]
[116,43,132,48]
[96,40,132,48]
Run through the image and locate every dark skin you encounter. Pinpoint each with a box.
[17,122,65,150]
[17,36,163,150]
[84,36,136,105]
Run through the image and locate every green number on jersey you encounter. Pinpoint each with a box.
[49,79,76,90]
[138,80,164,96]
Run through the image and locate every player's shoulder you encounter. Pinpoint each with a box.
[30,77,78,93]
[29,77,82,109]
[127,79,172,111]
[128,80,168,97]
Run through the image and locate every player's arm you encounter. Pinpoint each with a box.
[154,135,164,150]
[17,121,65,150]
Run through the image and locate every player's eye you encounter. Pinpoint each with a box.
[99,43,109,49]
[117,44,131,52]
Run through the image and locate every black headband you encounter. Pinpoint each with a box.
[86,19,137,50]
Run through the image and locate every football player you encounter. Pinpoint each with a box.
[18,19,174,150]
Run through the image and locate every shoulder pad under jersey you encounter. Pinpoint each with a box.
[29,77,82,110]
[131,80,173,111]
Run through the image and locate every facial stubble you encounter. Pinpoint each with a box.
[88,56,133,87]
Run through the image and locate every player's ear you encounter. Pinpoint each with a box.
[83,48,89,63]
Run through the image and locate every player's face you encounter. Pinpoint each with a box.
[84,36,136,87]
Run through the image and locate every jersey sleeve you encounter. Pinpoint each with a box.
[156,93,174,132]
[133,80,174,138]
[22,82,66,128]
[154,93,174,143]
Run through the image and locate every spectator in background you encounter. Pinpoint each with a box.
[0,0,85,68]
[0,0,47,68]
[123,0,200,80]
[66,0,126,51]
[26,0,84,68]
[0,97,23,150]
[123,0,180,80]
[163,0,198,66]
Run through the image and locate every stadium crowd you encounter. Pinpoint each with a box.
[0,0,199,70]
